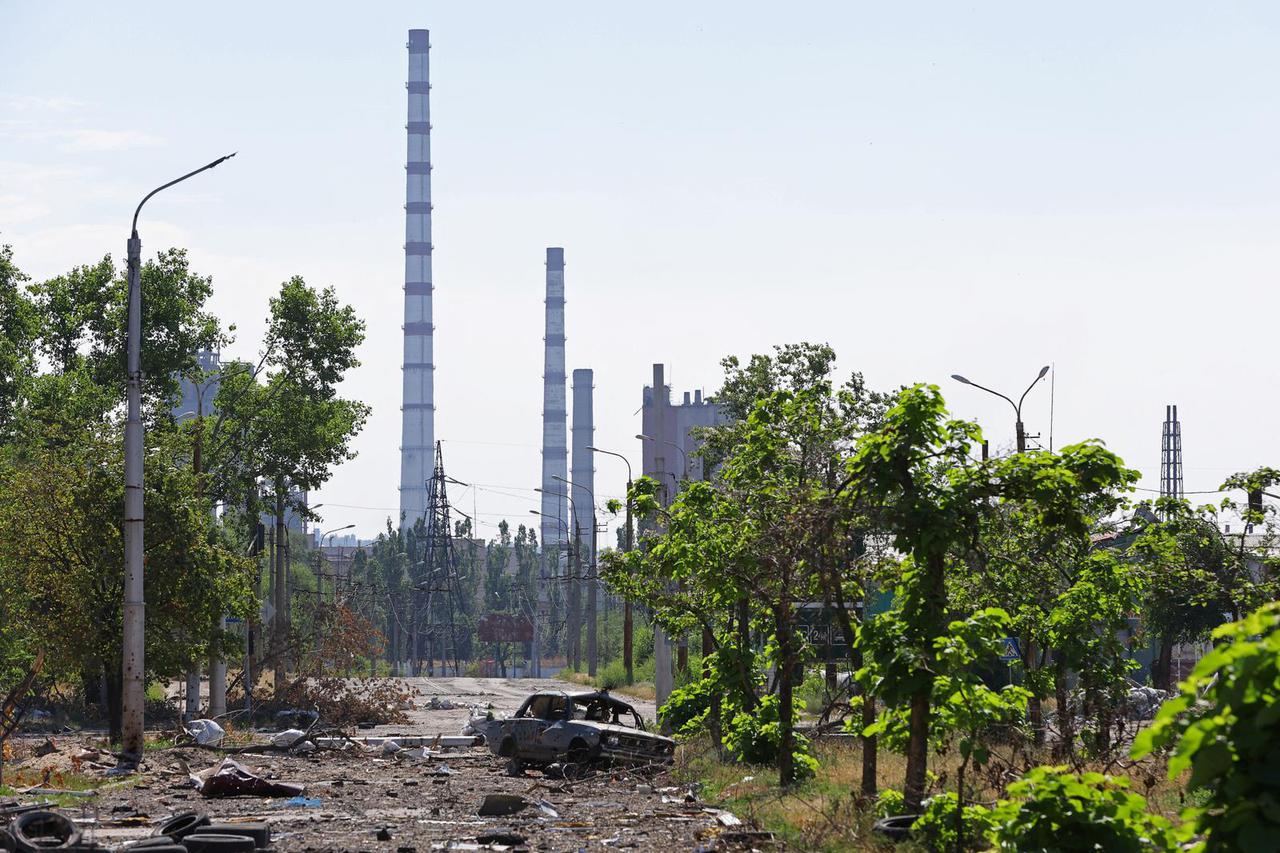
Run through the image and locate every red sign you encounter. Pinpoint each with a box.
[478,613,533,643]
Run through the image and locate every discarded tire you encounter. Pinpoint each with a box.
[130,838,187,849]
[202,823,269,849]
[180,835,256,853]
[871,814,921,842]
[156,812,210,841]
[0,828,15,853]
[126,846,186,853]
[11,810,81,851]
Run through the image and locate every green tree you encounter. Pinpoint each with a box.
[0,427,254,740]
[848,384,1135,811]
[1127,500,1247,692]
[1045,552,1144,758]
[612,381,870,784]
[0,245,37,443]
[1133,601,1280,852]
[206,277,368,683]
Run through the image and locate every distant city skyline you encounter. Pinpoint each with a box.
[5,2,1279,539]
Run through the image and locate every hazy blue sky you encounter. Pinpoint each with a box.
[4,2,1279,539]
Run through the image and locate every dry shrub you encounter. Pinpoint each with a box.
[270,675,413,727]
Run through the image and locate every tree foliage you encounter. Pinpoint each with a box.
[1133,601,1280,852]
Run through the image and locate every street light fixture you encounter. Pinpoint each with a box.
[121,152,235,764]
[585,445,635,684]
[554,474,599,675]
[317,524,355,601]
[636,433,688,479]
[951,365,1050,453]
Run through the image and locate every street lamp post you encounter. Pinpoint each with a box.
[637,433,688,480]
[639,434,689,673]
[121,153,235,764]
[319,525,356,603]
[537,488,582,671]
[587,445,635,684]
[530,509,574,678]
[950,365,1050,454]
[554,474,599,675]
[950,364,1051,746]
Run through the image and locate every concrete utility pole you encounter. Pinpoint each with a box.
[568,369,597,674]
[950,364,1051,745]
[639,433,689,673]
[121,154,234,764]
[556,473,598,676]
[588,445,634,683]
[531,508,573,677]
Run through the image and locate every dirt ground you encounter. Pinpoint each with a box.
[2,677,768,852]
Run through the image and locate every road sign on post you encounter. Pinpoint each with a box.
[794,603,856,664]
[999,637,1022,662]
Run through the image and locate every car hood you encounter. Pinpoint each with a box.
[584,722,674,744]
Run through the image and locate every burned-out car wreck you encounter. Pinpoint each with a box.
[482,690,675,771]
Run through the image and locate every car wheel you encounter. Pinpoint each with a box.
[497,736,517,758]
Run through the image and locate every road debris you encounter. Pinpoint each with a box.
[193,758,305,799]
[184,720,227,747]
[0,677,752,851]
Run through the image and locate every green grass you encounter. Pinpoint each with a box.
[673,730,1190,852]
[676,736,897,851]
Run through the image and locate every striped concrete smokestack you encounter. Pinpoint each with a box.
[400,28,434,523]
[570,368,597,673]
[539,247,569,593]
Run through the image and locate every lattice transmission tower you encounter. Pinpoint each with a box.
[417,441,463,677]
[1160,404,1184,516]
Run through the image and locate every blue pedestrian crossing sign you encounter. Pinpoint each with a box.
[999,637,1022,662]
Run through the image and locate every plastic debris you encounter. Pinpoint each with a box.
[270,728,307,748]
[185,719,227,746]
[401,746,434,760]
[193,758,306,799]
[283,796,323,808]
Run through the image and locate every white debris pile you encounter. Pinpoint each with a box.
[184,719,226,746]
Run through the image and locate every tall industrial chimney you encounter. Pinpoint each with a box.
[539,248,569,616]
[571,368,597,673]
[400,29,435,524]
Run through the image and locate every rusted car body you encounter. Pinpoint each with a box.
[483,690,675,769]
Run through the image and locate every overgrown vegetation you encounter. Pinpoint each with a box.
[609,341,1280,850]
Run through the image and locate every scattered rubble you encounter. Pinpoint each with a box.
[0,677,757,851]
